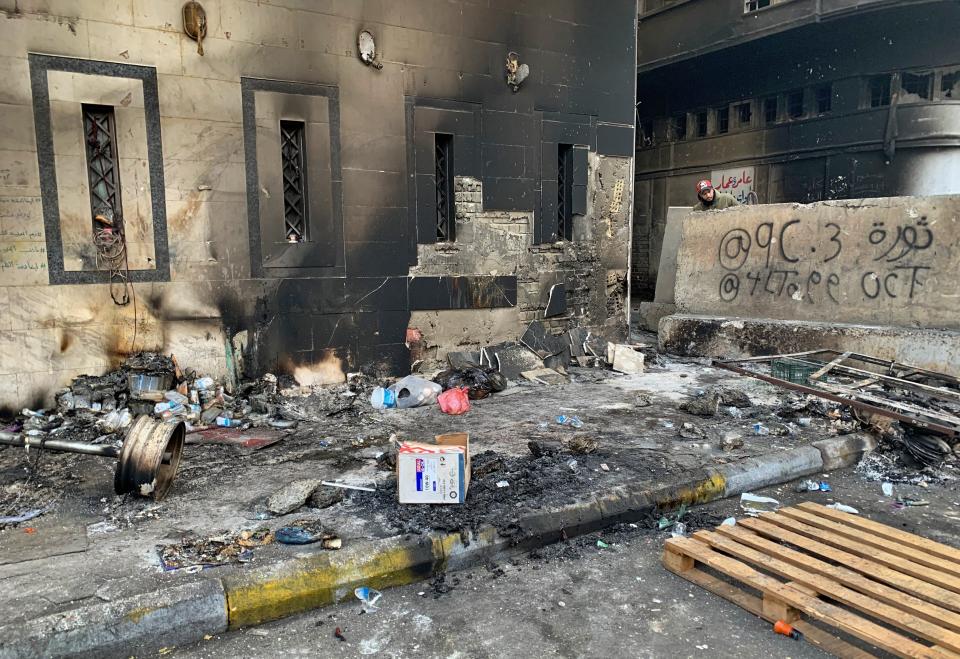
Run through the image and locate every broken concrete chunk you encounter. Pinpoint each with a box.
[267,479,322,515]
[678,422,705,440]
[610,344,645,375]
[680,391,720,417]
[716,387,752,408]
[308,486,345,509]
[566,436,599,455]
[720,432,744,451]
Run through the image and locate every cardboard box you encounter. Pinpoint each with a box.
[397,433,470,504]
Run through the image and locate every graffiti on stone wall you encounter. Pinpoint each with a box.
[715,214,935,306]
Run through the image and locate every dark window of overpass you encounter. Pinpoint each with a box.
[869,75,891,107]
[435,133,455,242]
[744,0,772,12]
[736,102,752,128]
[787,90,804,119]
[763,97,778,125]
[901,72,933,101]
[715,106,729,134]
[671,114,687,141]
[944,71,960,99]
[695,111,708,138]
[815,84,832,115]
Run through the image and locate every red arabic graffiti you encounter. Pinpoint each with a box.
[714,170,753,190]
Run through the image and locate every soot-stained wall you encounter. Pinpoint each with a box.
[0,1,636,409]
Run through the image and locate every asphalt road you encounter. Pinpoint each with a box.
[173,464,960,659]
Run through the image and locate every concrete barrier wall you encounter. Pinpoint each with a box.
[674,196,960,329]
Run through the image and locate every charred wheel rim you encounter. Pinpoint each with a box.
[114,415,185,500]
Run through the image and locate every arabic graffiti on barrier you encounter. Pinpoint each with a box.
[711,167,754,204]
[715,214,935,306]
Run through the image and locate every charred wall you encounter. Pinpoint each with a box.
[0,1,636,408]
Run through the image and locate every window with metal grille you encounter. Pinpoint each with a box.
[670,114,687,141]
[696,111,708,138]
[435,133,454,242]
[763,97,778,124]
[557,143,573,241]
[280,120,308,243]
[901,72,933,101]
[715,106,729,134]
[815,84,832,114]
[744,0,771,12]
[82,104,122,229]
[736,102,752,128]
[868,75,891,107]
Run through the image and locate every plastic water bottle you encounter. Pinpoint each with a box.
[370,387,397,410]
[216,416,241,428]
[556,415,584,429]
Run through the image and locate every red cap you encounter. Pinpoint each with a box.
[696,179,713,194]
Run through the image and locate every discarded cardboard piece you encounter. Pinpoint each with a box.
[397,433,471,504]
[609,344,646,375]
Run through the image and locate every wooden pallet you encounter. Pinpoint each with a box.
[662,501,960,659]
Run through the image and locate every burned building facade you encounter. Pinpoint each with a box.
[0,1,636,410]
[632,0,960,299]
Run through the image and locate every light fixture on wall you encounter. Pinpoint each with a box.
[505,52,529,92]
[357,29,383,70]
[182,1,207,56]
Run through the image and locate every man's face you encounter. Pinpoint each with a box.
[699,187,715,203]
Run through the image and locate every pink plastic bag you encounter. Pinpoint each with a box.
[438,387,471,415]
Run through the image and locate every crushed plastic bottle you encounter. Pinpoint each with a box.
[164,390,189,405]
[215,416,242,428]
[370,377,442,410]
[725,406,744,418]
[796,479,820,492]
[354,586,382,613]
[827,503,859,514]
[556,415,584,429]
[752,423,770,436]
[797,417,812,427]
[194,377,215,390]
[369,387,397,410]
[882,482,894,497]
[671,522,687,538]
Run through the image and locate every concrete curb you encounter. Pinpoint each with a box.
[0,434,876,658]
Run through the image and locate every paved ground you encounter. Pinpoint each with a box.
[173,468,960,659]
[0,358,830,624]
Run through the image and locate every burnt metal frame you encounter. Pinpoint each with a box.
[714,350,960,437]
[557,143,574,241]
[28,54,170,284]
[279,119,309,242]
[81,104,123,228]
[434,132,455,242]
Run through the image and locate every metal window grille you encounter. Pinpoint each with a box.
[869,75,891,107]
[435,133,454,241]
[671,114,687,141]
[82,104,122,228]
[557,144,573,241]
[280,120,308,243]
[696,111,708,137]
[716,106,729,133]
[736,102,752,127]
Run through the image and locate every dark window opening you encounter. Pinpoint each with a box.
[435,133,455,242]
[815,84,832,114]
[671,114,687,141]
[787,90,804,118]
[696,111,708,138]
[901,72,933,101]
[942,71,960,99]
[557,144,573,241]
[736,102,752,127]
[763,97,778,124]
[280,120,308,243]
[715,106,729,134]
[869,75,891,107]
[744,0,772,11]
[82,104,122,231]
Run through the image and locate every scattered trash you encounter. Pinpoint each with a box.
[819,482,832,492]
[275,520,341,548]
[635,394,653,407]
[567,459,579,472]
[0,508,46,525]
[671,522,687,538]
[355,586,382,613]
[752,423,770,436]
[556,415,584,429]
[896,497,930,507]
[158,528,272,570]
[438,387,471,415]
[721,517,736,526]
[435,367,508,399]
[740,493,780,516]
[658,420,675,429]
[496,480,510,488]
[796,480,819,492]
[334,627,346,642]
[566,436,599,454]
[599,463,610,472]
[826,503,859,514]
[774,620,802,640]
[797,417,812,427]
[397,433,470,504]
[720,431,744,451]
[882,482,894,497]
[370,376,442,410]
[596,540,610,549]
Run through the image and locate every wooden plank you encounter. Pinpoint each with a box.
[666,563,875,659]
[665,536,954,659]
[759,512,960,595]
[716,525,960,633]
[739,517,960,614]
[778,508,960,581]
[809,351,852,381]
[693,530,960,653]
[797,502,960,565]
